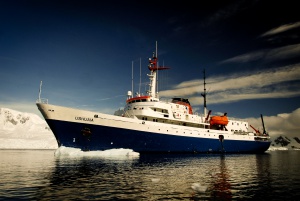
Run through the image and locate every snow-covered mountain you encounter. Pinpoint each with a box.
[268,135,300,151]
[0,108,57,149]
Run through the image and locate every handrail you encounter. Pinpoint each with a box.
[36,98,48,104]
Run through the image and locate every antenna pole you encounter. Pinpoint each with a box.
[261,114,267,135]
[155,41,157,58]
[38,81,42,102]
[131,61,134,98]
[201,70,207,118]
[139,57,141,95]
[156,41,158,95]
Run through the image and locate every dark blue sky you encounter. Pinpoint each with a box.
[1,0,300,135]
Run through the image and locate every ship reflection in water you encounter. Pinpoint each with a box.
[1,148,299,200]
[210,155,232,200]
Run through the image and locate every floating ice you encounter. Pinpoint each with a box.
[54,146,140,159]
[151,178,160,183]
[191,183,208,193]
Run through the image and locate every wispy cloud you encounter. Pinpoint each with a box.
[204,0,257,26]
[260,21,300,37]
[220,22,300,65]
[220,43,300,64]
[96,95,126,101]
[159,64,300,105]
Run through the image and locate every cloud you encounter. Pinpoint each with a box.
[246,108,300,137]
[260,21,300,37]
[220,43,300,64]
[158,64,300,105]
[204,1,257,26]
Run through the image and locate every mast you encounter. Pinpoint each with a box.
[139,57,141,95]
[131,61,134,98]
[201,69,207,118]
[261,114,267,135]
[156,41,158,58]
[156,42,158,95]
[38,81,42,102]
[147,41,169,98]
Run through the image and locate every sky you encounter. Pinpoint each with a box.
[1,0,299,136]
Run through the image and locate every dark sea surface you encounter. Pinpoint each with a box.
[0,149,299,201]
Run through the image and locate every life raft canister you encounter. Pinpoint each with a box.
[210,116,229,126]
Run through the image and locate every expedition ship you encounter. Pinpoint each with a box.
[36,44,271,153]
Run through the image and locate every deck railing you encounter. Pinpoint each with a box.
[36,98,48,104]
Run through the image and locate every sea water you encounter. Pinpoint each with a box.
[0,148,299,201]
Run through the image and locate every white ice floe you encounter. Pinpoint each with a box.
[267,146,289,151]
[54,146,140,159]
[191,183,208,193]
[151,178,161,183]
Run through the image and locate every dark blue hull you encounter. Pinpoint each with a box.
[47,119,271,153]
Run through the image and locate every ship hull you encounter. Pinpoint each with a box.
[37,103,271,153]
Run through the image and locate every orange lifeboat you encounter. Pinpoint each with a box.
[210,116,229,126]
